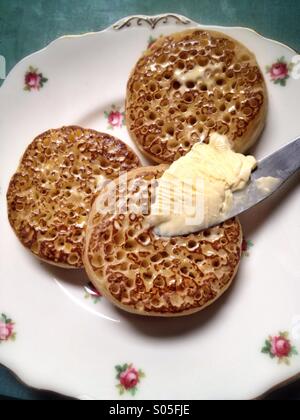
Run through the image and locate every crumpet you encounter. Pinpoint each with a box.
[126,29,267,164]
[7,126,141,268]
[84,166,243,317]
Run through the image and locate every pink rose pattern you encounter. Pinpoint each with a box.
[115,363,145,395]
[262,332,298,365]
[24,66,48,91]
[266,57,293,86]
[0,313,16,343]
[84,282,102,303]
[241,237,254,257]
[104,105,125,129]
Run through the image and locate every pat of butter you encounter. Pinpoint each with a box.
[149,133,257,236]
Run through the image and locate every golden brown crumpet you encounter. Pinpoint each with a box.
[7,126,141,268]
[84,166,243,317]
[126,29,267,164]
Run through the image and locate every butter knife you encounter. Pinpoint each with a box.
[222,137,300,223]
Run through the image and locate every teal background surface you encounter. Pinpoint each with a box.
[1,0,300,85]
[0,0,299,400]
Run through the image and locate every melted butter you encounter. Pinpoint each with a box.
[175,63,223,90]
[255,176,280,194]
[149,133,257,236]
[175,66,206,83]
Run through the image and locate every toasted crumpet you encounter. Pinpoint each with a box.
[7,126,141,268]
[126,29,267,164]
[84,166,243,316]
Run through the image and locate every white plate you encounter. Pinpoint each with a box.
[0,14,300,400]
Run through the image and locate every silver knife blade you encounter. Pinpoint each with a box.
[221,137,300,222]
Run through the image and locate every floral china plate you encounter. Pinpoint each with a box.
[0,14,300,400]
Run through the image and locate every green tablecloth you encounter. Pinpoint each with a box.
[1,0,300,81]
[0,0,300,400]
